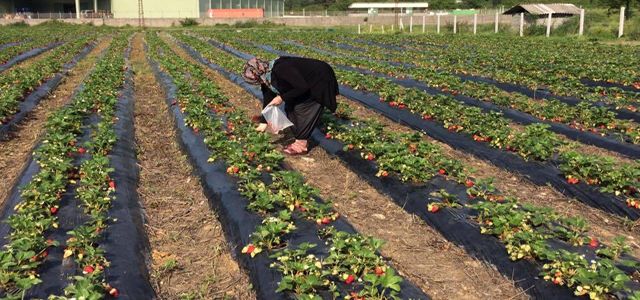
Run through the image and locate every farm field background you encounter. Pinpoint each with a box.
[1,23,640,300]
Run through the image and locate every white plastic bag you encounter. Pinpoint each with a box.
[261,104,293,134]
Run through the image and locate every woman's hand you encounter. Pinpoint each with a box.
[268,95,283,106]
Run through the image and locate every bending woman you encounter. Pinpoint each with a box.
[243,56,339,155]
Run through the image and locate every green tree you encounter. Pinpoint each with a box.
[599,0,638,18]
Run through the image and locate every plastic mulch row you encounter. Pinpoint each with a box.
[0,41,64,72]
[146,47,429,300]
[238,41,640,221]
[179,42,578,299]
[0,39,154,299]
[0,41,97,140]
[276,41,640,158]
[190,41,640,298]
[0,41,22,52]
[347,38,640,122]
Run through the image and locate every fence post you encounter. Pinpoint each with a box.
[422,15,425,33]
[391,24,394,31]
[358,24,361,34]
[302,8,305,16]
[453,15,457,33]
[437,14,440,33]
[382,24,385,33]
[578,9,584,36]
[369,24,372,32]
[546,12,552,37]
[410,16,413,33]
[519,12,524,36]
[494,11,499,33]
[325,9,327,17]
[619,6,625,37]
[473,14,477,35]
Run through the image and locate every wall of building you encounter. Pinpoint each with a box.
[0,14,516,27]
[0,0,14,13]
[111,0,199,19]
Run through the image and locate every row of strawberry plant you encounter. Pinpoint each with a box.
[0,33,127,299]
[191,31,640,219]
[350,34,640,112]
[279,33,640,145]
[322,102,640,299]
[52,33,131,299]
[0,34,97,124]
[0,27,67,65]
[177,34,640,299]
[147,32,423,299]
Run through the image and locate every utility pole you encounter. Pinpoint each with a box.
[138,0,145,28]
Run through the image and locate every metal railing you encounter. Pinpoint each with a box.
[1,11,113,19]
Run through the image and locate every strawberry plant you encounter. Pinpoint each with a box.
[148,31,408,299]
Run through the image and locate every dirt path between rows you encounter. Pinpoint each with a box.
[160,33,527,300]
[0,37,112,207]
[131,33,255,300]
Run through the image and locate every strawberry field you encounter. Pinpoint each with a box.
[1,24,640,300]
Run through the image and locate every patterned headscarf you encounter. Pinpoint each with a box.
[242,57,270,85]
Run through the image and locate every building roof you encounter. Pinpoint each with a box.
[349,2,429,9]
[503,3,581,15]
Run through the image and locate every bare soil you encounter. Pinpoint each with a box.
[0,37,112,207]
[161,34,530,300]
[132,33,255,300]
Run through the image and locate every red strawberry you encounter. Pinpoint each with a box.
[379,170,389,177]
[589,237,599,248]
[398,103,406,109]
[345,274,355,284]
[83,265,95,274]
[422,114,433,120]
[170,99,177,106]
[427,203,439,213]
[347,144,354,150]
[321,217,331,224]
[366,153,375,161]
[465,179,474,187]
[242,244,256,254]
[77,147,86,154]
[438,169,447,175]
[109,181,116,189]
[325,133,332,139]
[374,266,385,276]
[50,207,58,214]
[552,277,562,285]
[389,101,398,107]
[226,166,240,174]
[555,271,562,277]
[567,177,580,184]
[108,287,119,297]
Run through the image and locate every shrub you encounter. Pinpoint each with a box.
[180,18,199,27]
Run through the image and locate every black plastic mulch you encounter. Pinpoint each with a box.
[0,41,98,140]
[192,39,640,299]
[149,41,429,300]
